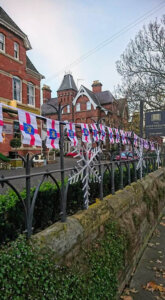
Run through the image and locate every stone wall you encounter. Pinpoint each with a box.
[33,168,165,293]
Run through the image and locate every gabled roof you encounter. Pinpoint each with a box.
[41,98,58,116]
[57,74,78,92]
[0,7,31,49]
[81,85,101,107]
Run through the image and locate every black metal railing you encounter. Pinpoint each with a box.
[0,150,164,239]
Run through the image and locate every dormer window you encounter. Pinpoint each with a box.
[0,33,5,52]
[76,103,80,112]
[14,42,19,59]
[87,101,91,111]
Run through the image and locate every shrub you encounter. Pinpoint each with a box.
[0,221,126,299]
[10,138,21,149]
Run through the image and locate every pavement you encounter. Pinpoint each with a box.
[121,211,165,300]
[0,157,78,194]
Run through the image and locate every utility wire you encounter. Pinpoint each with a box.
[47,1,165,82]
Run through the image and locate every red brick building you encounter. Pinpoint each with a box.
[0,7,44,156]
[42,74,128,151]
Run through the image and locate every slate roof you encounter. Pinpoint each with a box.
[96,91,115,105]
[0,7,24,35]
[26,55,40,75]
[57,74,78,92]
[42,98,58,115]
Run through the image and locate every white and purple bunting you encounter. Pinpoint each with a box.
[91,123,99,142]
[81,123,91,143]
[0,103,3,142]
[46,119,60,149]
[99,124,106,143]
[66,122,78,147]
[18,109,42,146]
[107,127,114,144]
[114,128,120,143]
[120,130,127,145]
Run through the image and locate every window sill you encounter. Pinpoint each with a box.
[0,51,23,64]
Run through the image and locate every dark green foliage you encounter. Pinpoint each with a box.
[9,138,21,149]
[0,152,10,162]
[0,222,126,299]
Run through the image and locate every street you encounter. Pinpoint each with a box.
[0,157,78,194]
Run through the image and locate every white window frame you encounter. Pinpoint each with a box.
[14,42,19,59]
[76,103,80,112]
[67,105,70,113]
[13,77,22,102]
[27,82,35,106]
[87,101,91,111]
[0,33,5,52]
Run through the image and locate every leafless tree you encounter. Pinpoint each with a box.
[116,15,165,112]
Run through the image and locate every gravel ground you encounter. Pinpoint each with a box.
[0,157,78,194]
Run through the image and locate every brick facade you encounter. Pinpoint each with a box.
[0,7,44,156]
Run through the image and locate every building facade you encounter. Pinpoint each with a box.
[42,74,129,152]
[0,7,44,156]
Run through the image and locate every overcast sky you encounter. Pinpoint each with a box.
[0,0,164,98]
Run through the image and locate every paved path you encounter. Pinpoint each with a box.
[0,157,78,194]
[121,211,165,300]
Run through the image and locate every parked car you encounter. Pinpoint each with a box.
[114,152,138,161]
[66,150,93,159]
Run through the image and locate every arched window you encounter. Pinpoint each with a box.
[0,33,5,52]
[13,77,21,102]
[67,105,70,113]
[76,103,80,112]
[27,82,35,106]
[87,101,91,111]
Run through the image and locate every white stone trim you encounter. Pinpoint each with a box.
[72,85,97,110]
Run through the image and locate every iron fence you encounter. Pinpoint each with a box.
[0,149,164,239]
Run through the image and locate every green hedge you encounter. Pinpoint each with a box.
[0,222,126,299]
[0,163,146,244]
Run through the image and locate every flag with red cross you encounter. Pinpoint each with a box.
[66,122,78,147]
[0,103,4,143]
[46,119,60,149]
[81,123,91,143]
[18,109,41,146]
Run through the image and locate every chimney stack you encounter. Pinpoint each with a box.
[92,80,102,93]
[42,85,52,103]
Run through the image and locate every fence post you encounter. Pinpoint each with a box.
[127,162,131,185]
[25,153,32,238]
[58,104,66,222]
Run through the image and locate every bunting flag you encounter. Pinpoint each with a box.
[66,122,78,147]
[46,119,60,149]
[144,139,149,150]
[134,134,138,147]
[107,127,114,144]
[114,128,120,143]
[140,138,144,148]
[126,131,132,144]
[0,103,3,143]
[91,123,99,142]
[150,142,155,151]
[120,130,127,145]
[81,123,91,143]
[99,124,106,143]
[18,109,41,146]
